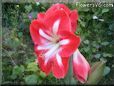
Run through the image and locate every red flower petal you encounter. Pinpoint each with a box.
[73,49,90,83]
[44,10,72,34]
[30,20,52,45]
[69,10,78,32]
[46,3,70,16]
[52,54,69,79]
[58,31,80,57]
[62,57,69,76]
[46,4,78,33]
[35,46,53,75]
[52,55,64,78]
[37,12,45,21]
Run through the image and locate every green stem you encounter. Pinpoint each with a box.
[64,56,76,85]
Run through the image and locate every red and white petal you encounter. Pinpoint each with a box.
[37,42,55,51]
[69,10,78,32]
[52,19,60,34]
[39,29,53,41]
[46,3,70,16]
[37,12,45,21]
[73,49,90,83]
[38,56,52,75]
[52,53,65,78]
[34,46,53,75]
[30,20,52,45]
[58,31,80,57]
[44,10,72,34]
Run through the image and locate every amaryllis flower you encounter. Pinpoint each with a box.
[30,9,80,78]
[30,3,90,83]
[45,4,90,83]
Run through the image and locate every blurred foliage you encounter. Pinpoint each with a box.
[87,60,106,84]
[2,2,114,85]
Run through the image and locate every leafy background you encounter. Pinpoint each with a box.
[2,2,114,85]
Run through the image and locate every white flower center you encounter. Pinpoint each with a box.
[38,20,69,65]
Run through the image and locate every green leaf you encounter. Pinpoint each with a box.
[24,74,38,84]
[83,47,90,52]
[25,5,32,12]
[102,9,109,14]
[31,12,38,19]
[6,38,21,48]
[103,53,112,57]
[101,42,109,46]
[7,51,14,56]
[10,74,17,80]
[94,54,101,59]
[103,66,110,76]
[83,40,89,44]
[40,71,46,78]
[86,61,106,84]
[26,62,38,72]
[11,65,25,79]
[18,32,23,37]
[78,19,86,27]
[20,65,25,73]
[109,23,114,30]
[12,65,24,75]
